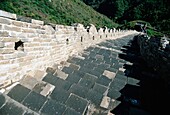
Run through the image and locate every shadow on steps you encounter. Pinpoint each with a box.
[111,35,170,115]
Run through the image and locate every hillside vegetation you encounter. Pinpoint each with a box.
[82,0,170,35]
[0,0,118,28]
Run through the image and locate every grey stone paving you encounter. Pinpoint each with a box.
[0,34,151,115]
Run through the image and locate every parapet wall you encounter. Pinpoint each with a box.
[0,10,135,87]
[136,34,170,80]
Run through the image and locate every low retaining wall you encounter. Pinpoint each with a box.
[136,34,170,80]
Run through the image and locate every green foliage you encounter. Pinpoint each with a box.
[120,20,164,37]
[114,0,129,19]
[82,0,170,35]
[0,0,118,29]
[120,20,151,29]
[146,29,164,37]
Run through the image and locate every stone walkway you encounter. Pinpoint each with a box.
[0,34,152,115]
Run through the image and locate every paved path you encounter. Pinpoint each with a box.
[0,34,153,115]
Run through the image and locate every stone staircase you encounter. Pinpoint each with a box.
[0,34,145,115]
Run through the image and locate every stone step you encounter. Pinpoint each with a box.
[19,75,55,97]
[42,73,73,91]
[1,35,145,114]
[46,66,69,80]
[65,94,89,115]
[67,55,85,64]
[5,84,83,115]
[0,92,39,115]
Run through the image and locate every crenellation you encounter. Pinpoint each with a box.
[0,10,136,87]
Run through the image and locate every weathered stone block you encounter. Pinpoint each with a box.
[31,19,44,25]
[33,70,45,81]
[103,70,116,79]
[1,37,19,42]
[44,25,55,34]
[0,31,10,37]
[66,94,88,114]
[40,83,55,96]
[20,76,39,90]
[22,28,36,33]
[100,96,111,109]
[0,55,4,60]
[27,33,39,38]
[28,23,41,29]
[12,20,24,27]
[46,67,56,74]
[36,29,46,34]
[8,67,21,73]
[4,42,15,48]
[0,60,10,65]
[0,24,2,30]
[15,51,27,58]
[11,73,22,82]
[0,10,16,19]
[0,42,4,48]
[20,38,32,42]
[0,76,11,88]
[4,25,21,32]
[0,17,12,25]
[0,48,14,54]
[54,69,68,80]
[3,53,17,59]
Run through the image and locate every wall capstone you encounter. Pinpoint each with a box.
[0,10,16,20]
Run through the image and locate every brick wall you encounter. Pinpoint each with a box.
[0,10,136,88]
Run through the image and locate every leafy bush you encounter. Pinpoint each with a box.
[0,0,118,29]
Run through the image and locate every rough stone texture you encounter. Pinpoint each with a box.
[0,32,154,115]
[0,42,4,48]
[54,69,68,80]
[103,70,116,79]
[0,10,137,89]
[136,34,170,80]
[100,96,111,109]
[0,10,16,19]
[40,83,55,96]
[31,19,44,25]
[20,76,39,90]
